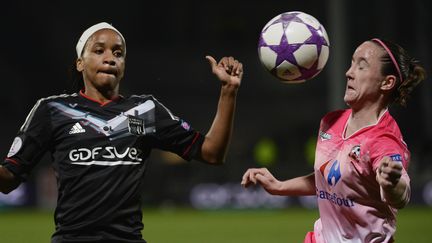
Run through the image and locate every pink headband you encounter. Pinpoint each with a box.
[372,38,403,83]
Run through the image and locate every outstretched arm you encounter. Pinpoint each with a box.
[199,56,243,164]
[0,166,20,194]
[241,168,316,196]
[376,156,410,209]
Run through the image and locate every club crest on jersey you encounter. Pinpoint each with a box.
[349,145,361,162]
[320,160,342,186]
[128,115,145,135]
[319,131,332,141]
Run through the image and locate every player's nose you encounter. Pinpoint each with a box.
[345,66,354,80]
[103,55,116,66]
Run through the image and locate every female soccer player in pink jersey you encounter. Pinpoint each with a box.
[242,39,426,243]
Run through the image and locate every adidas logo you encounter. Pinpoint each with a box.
[69,122,86,134]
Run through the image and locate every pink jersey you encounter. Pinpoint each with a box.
[313,109,410,243]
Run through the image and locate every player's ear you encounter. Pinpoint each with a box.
[380,75,396,91]
[76,58,84,72]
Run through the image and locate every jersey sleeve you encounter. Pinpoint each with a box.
[368,133,410,172]
[369,133,411,206]
[1,99,53,181]
[150,98,205,161]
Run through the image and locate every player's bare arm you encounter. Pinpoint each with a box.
[199,56,243,164]
[0,166,20,194]
[241,168,316,196]
[376,156,410,209]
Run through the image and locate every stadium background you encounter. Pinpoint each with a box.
[1,0,431,242]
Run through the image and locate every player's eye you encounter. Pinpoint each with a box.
[358,63,367,70]
[94,48,104,54]
[357,60,368,70]
[113,50,123,58]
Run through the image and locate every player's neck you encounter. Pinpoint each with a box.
[345,104,387,137]
[82,86,119,105]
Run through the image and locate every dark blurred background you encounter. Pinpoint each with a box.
[1,0,431,209]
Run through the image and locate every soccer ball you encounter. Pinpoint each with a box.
[258,11,330,83]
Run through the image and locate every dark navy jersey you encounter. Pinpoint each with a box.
[2,91,205,243]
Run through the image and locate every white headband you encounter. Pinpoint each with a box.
[76,22,126,57]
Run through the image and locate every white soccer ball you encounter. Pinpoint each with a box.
[258,11,330,83]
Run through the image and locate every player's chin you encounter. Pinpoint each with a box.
[343,92,357,105]
[95,76,121,89]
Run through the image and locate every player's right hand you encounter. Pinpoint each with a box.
[241,168,282,195]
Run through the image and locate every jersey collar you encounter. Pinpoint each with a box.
[342,108,389,140]
[79,90,123,107]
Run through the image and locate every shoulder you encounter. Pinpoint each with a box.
[373,113,406,149]
[371,111,406,146]
[367,112,410,167]
[129,94,170,108]
[367,132,410,169]
[128,94,176,116]
[34,93,79,106]
[377,111,403,136]
[26,93,79,112]
[128,94,161,102]
[19,93,78,132]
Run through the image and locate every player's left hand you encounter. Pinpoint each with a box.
[376,156,403,190]
[206,56,243,88]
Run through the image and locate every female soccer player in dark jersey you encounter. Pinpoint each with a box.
[242,39,426,243]
[0,22,243,243]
